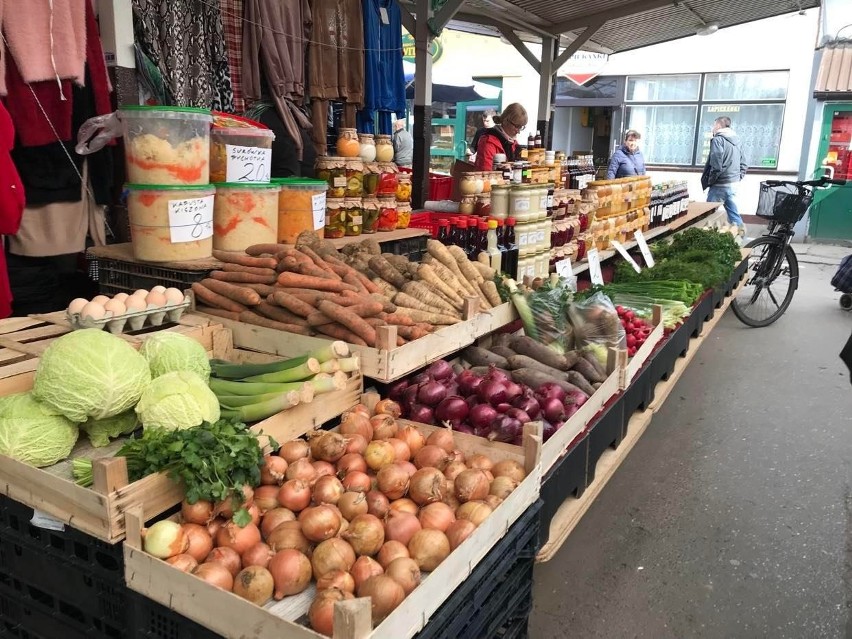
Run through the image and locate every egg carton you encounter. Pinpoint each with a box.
[66,298,192,334]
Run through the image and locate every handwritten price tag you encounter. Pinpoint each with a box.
[168,195,214,243]
[587,248,604,286]
[611,240,641,273]
[225,144,272,183]
[312,193,326,231]
[556,257,573,278]
[634,230,655,267]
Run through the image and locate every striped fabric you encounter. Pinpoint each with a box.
[219,0,245,113]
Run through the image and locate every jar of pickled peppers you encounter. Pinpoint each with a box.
[377,195,398,231]
[396,202,412,229]
[395,172,412,202]
[362,197,379,234]
[324,197,346,238]
[377,162,398,196]
[344,198,363,236]
[344,159,364,197]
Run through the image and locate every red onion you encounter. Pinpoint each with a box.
[472,424,493,438]
[488,416,523,443]
[565,404,580,419]
[418,381,448,407]
[536,383,566,402]
[465,395,480,410]
[408,404,434,424]
[505,407,531,425]
[456,370,483,396]
[402,385,420,410]
[411,372,431,386]
[468,404,498,431]
[502,382,523,403]
[512,395,541,420]
[564,390,589,407]
[477,380,507,406]
[495,403,512,414]
[388,380,409,402]
[483,365,511,385]
[434,396,469,427]
[442,381,459,397]
[455,423,475,435]
[542,421,559,441]
[427,360,453,381]
[539,397,566,424]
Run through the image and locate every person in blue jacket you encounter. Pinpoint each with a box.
[606,130,646,179]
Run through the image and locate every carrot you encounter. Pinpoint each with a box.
[221,263,279,278]
[396,325,431,341]
[270,290,318,318]
[212,250,278,270]
[277,272,358,293]
[426,240,479,298]
[196,305,242,322]
[296,261,338,280]
[377,313,415,326]
[317,300,377,346]
[191,282,248,313]
[277,255,302,273]
[243,282,276,298]
[307,300,383,326]
[238,310,313,335]
[369,294,396,314]
[209,270,277,285]
[315,323,368,346]
[323,254,381,294]
[364,317,387,328]
[199,278,260,307]
[298,245,342,280]
[417,264,464,308]
[255,301,309,326]
[246,243,291,257]
[400,281,457,314]
[392,307,460,325]
[368,256,408,289]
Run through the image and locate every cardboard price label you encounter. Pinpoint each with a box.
[611,240,641,273]
[634,230,655,267]
[312,193,326,230]
[587,248,604,285]
[556,257,573,278]
[168,196,214,243]
[225,144,272,182]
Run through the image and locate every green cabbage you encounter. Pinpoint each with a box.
[81,411,139,448]
[33,329,151,423]
[0,393,79,467]
[135,371,220,431]
[139,332,211,381]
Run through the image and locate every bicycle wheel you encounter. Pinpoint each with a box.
[731,236,799,327]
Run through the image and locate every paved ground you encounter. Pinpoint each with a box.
[530,254,852,639]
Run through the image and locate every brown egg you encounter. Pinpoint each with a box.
[164,287,185,305]
[125,295,147,313]
[104,299,127,316]
[81,301,107,320]
[145,291,167,308]
[67,298,88,314]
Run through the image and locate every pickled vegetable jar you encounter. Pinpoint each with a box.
[315,157,347,198]
[344,198,363,236]
[336,128,361,158]
[325,198,346,239]
[375,135,394,162]
[395,173,412,202]
[358,134,376,162]
[377,162,398,196]
[396,202,412,229]
[344,159,364,197]
[209,126,275,183]
[363,162,380,196]
[377,196,398,231]
[213,183,280,251]
[272,178,329,243]
[362,197,379,234]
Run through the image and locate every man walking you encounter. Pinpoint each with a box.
[393,119,413,168]
[702,117,748,227]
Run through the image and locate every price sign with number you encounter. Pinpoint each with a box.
[634,230,655,267]
[312,193,326,230]
[225,144,272,183]
[556,258,573,278]
[168,195,214,243]
[587,248,604,285]
[611,240,641,273]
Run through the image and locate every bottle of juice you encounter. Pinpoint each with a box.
[486,220,502,272]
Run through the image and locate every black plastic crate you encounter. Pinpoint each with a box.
[128,592,221,639]
[621,361,652,431]
[646,323,690,406]
[0,585,96,639]
[539,433,588,550]
[586,396,626,487]
[87,252,210,296]
[687,292,714,338]
[385,235,428,262]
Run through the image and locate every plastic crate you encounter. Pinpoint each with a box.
[586,396,626,487]
[384,234,429,262]
[408,211,452,238]
[86,251,210,296]
[538,432,588,549]
[128,592,221,639]
[0,585,97,639]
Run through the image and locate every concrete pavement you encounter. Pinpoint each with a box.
[530,254,852,638]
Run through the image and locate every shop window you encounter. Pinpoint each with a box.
[703,71,788,101]
[625,74,701,102]
[698,104,785,168]
[624,105,698,165]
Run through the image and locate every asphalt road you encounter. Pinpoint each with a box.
[530,260,852,639]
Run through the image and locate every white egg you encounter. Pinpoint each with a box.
[125,295,147,312]
[113,292,129,303]
[104,299,127,316]
[81,301,107,320]
[92,295,110,306]
[145,291,167,308]
[151,285,167,295]
[164,287,185,305]
[132,289,149,298]
[67,298,89,314]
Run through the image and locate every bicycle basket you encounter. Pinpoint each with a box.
[755,182,812,223]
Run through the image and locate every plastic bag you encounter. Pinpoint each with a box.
[567,292,626,364]
[75,112,123,155]
[508,276,573,354]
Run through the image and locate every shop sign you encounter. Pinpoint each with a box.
[558,51,609,86]
[402,34,443,64]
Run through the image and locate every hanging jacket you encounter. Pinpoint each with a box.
[358,0,405,130]
[0,101,25,318]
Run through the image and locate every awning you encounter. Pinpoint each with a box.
[814,43,852,100]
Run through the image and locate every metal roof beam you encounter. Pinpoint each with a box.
[452,9,555,39]
[553,20,604,70]
[429,0,467,34]
[497,24,541,74]
[550,0,674,34]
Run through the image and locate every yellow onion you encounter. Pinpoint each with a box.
[350,555,384,590]
[376,464,410,500]
[193,562,233,591]
[357,575,405,623]
[491,459,525,482]
[298,505,341,542]
[456,501,493,526]
[233,565,274,605]
[407,528,450,571]
[269,549,312,599]
[338,491,369,521]
[311,538,356,579]
[266,521,312,556]
[385,557,421,595]
[365,440,396,471]
[316,569,356,594]
[454,469,491,503]
[279,440,310,464]
[418,502,455,532]
[312,475,345,505]
[310,431,348,462]
[446,519,477,550]
[377,540,409,569]
[343,514,385,556]
[408,468,445,505]
[309,587,353,635]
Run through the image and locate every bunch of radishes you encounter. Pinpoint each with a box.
[615,306,653,357]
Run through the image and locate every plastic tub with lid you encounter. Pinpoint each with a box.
[213,183,280,251]
[120,106,212,185]
[210,127,275,183]
[126,184,216,262]
[273,178,329,243]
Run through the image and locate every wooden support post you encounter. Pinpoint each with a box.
[376,324,398,351]
[522,421,543,476]
[537,37,556,147]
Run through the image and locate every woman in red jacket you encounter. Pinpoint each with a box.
[474,103,528,171]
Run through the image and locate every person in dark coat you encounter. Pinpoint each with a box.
[606,130,646,179]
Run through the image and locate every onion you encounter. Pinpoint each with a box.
[313,460,336,479]
[543,420,559,441]
[489,475,519,499]
[402,384,421,411]
[266,521,312,555]
[205,546,241,577]
[565,389,589,407]
[505,407,531,425]
[448,449,465,464]
[181,499,213,525]
[269,549,313,599]
[565,404,580,419]
[477,380,507,405]
[216,521,261,556]
[260,455,288,485]
[248,504,262,527]
[427,359,454,381]
[484,365,511,385]
[316,569,355,593]
[374,399,402,419]
[442,490,461,511]
[310,431,348,462]
[512,393,541,420]
[536,382,567,402]
[279,439,310,463]
[193,562,233,591]
[389,498,419,515]
[340,413,373,441]
[407,404,434,424]
[312,475,345,505]
[278,479,312,512]
[311,537,356,579]
[434,396,469,427]
[242,542,274,568]
[454,469,491,503]
[468,404,498,432]
[233,565,274,605]
[342,470,373,493]
[425,428,454,453]
[299,505,342,542]
[418,380,448,407]
[370,414,398,440]
[143,520,188,559]
[357,575,405,623]
[418,502,455,532]
[456,501,493,526]
[376,465,410,500]
[386,438,411,462]
[344,433,368,455]
[309,588,353,635]
[396,460,418,477]
[484,494,503,510]
[443,460,467,480]
[286,458,317,483]
[446,519,477,550]
[365,440,396,471]
[495,402,512,414]
[407,529,450,571]
[344,404,371,420]
[337,452,367,476]
[456,369,483,395]
[253,485,281,513]
[408,468,446,505]
[260,508,296,539]
[351,555,384,590]
[467,454,493,472]
[491,459,526,483]
[488,415,523,444]
[182,523,214,562]
[397,426,426,456]
[364,491,389,519]
[413,445,449,471]
[204,514,223,536]
[343,514,385,556]
[384,511,421,545]
[377,540,410,569]
[385,557,421,595]
[166,553,198,572]
[503,381,524,403]
[214,485,253,520]
[388,379,410,401]
[338,491,369,520]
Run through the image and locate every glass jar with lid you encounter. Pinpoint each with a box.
[316,157,347,198]
[459,195,476,214]
[509,186,533,221]
[362,197,379,234]
[358,134,376,162]
[474,193,491,217]
[336,128,360,158]
[344,159,364,197]
[395,173,412,202]
[375,135,394,162]
[396,202,412,229]
[460,173,478,196]
[324,198,346,239]
[377,195,398,231]
[491,185,510,219]
[377,162,398,196]
[344,198,363,236]
[363,162,380,196]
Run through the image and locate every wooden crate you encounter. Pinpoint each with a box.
[0,314,361,543]
[626,305,665,383]
[123,396,542,639]
[196,302,517,383]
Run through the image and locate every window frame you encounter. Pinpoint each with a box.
[624,73,702,103]
[623,103,701,167]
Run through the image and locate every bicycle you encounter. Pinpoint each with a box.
[731,175,847,328]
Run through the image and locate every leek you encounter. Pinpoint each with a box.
[209,378,308,397]
[209,341,349,380]
[242,358,320,384]
[220,391,301,422]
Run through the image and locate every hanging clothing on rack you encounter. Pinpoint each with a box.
[358,0,404,135]
[219,0,246,113]
[0,101,25,319]
[132,0,234,111]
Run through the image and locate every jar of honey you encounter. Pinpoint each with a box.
[375,135,394,162]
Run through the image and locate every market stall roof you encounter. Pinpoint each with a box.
[814,42,852,100]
